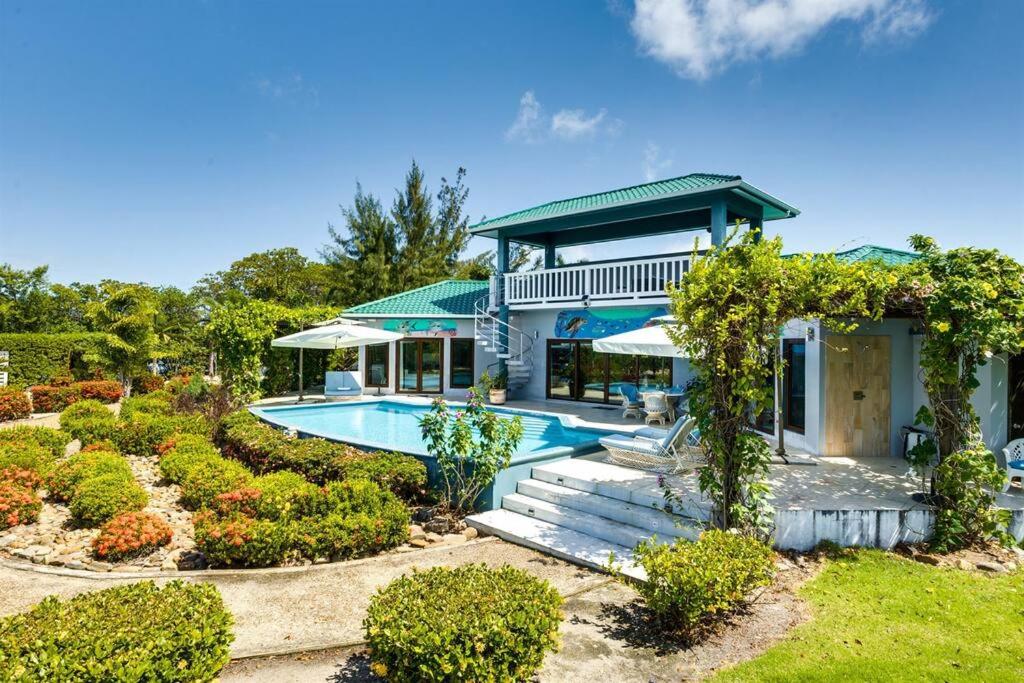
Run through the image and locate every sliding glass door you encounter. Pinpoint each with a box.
[547,339,673,403]
[397,339,443,394]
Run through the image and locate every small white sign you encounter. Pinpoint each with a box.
[0,350,8,367]
[0,372,7,387]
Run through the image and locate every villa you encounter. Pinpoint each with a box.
[283,173,1024,571]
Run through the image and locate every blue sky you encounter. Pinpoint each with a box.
[1,0,1022,288]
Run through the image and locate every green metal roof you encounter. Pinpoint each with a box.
[834,245,920,266]
[469,172,799,240]
[343,280,489,318]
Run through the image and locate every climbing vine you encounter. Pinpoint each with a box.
[903,236,1024,549]
[667,228,891,534]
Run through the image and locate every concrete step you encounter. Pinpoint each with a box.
[466,508,645,580]
[515,479,699,539]
[531,458,713,521]
[503,492,685,549]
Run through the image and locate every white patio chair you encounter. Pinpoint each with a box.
[642,391,670,425]
[1002,439,1024,492]
[599,416,703,474]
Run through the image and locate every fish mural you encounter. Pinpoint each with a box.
[382,319,458,337]
[554,307,668,339]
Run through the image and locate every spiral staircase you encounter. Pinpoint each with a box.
[473,294,534,393]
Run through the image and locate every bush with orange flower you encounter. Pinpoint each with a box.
[92,511,173,561]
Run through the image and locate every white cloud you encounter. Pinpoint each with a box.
[551,108,608,139]
[642,142,673,181]
[630,0,935,80]
[505,91,544,143]
[506,91,619,143]
[253,73,319,104]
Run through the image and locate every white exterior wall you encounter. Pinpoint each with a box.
[349,318,488,399]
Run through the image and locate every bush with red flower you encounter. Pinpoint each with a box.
[0,387,32,422]
[0,481,41,529]
[91,511,173,561]
[132,374,165,395]
[75,380,123,404]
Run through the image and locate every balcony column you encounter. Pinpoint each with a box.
[496,234,510,380]
[543,238,556,269]
[710,200,727,247]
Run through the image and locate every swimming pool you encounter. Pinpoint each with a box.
[249,398,614,463]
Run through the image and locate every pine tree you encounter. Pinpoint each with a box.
[322,183,398,305]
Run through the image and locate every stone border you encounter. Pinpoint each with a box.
[0,535,500,580]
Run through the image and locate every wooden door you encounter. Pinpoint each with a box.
[824,335,891,457]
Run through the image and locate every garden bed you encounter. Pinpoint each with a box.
[1,396,465,573]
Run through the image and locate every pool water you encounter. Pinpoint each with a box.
[250,399,609,462]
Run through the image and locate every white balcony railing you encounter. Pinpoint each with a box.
[500,254,690,308]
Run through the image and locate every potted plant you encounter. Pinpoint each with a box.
[478,370,508,405]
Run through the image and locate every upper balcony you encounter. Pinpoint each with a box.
[471,172,799,312]
[490,252,692,310]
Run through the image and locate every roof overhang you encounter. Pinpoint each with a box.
[470,180,799,248]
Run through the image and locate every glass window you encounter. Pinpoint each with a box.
[364,344,389,387]
[547,341,575,399]
[420,340,442,392]
[546,339,673,404]
[449,339,474,388]
[399,340,419,392]
[577,342,606,403]
[784,340,806,433]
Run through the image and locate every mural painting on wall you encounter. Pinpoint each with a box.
[382,319,458,337]
[554,306,668,339]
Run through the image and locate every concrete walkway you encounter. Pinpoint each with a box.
[0,537,608,658]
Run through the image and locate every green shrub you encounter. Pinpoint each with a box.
[114,412,209,456]
[0,482,41,529]
[158,436,223,484]
[0,442,57,478]
[250,470,320,520]
[60,400,118,446]
[298,479,409,559]
[631,530,775,631]
[193,511,297,567]
[364,564,563,682]
[46,451,132,502]
[119,392,175,421]
[179,458,253,510]
[0,387,32,422]
[217,410,427,497]
[69,473,148,527]
[132,373,165,395]
[0,426,72,458]
[0,580,233,681]
[92,511,174,561]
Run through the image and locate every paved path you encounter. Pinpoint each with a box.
[0,537,607,658]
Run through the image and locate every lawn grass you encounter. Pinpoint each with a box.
[715,549,1024,682]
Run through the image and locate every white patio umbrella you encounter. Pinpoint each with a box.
[271,319,403,400]
[592,316,686,358]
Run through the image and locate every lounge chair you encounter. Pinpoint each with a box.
[599,416,703,474]
[324,371,362,398]
[616,384,643,419]
[1002,439,1024,492]
[641,391,670,425]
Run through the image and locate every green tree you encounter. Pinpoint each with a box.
[322,184,399,305]
[89,284,158,395]
[0,263,54,332]
[195,248,338,308]
[667,229,889,532]
[207,299,288,402]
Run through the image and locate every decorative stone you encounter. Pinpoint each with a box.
[975,561,1006,573]
[462,526,479,540]
[1005,562,1017,572]
[442,533,466,545]
[914,553,944,566]
[63,560,89,571]
[409,525,427,540]
[409,538,430,548]
[956,559,974,571]
[425,532,444,544]
[88,560,114,572]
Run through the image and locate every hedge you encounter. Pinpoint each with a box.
[217,411,426,499]
[92,511,173,561]
[27,384,80,413]
[0,332,109,388]
[0,388,31,422]
[46,451,133,503]
[0,442,58,479]
[364,564,563,682]
[0,580,233,681]
[69,473,148,527]
[119,392,175,422]
[114,412,210,457]
[0,481,41,529]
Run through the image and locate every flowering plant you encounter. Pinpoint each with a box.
[92,511,173,561]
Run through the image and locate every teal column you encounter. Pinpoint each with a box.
[750,215,763,243]
[710,200,727,246]
[496,234,510,380]
[544,241,556,269]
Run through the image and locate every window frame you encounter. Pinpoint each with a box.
[782,338,806,434]
[449,338,475,389]
[363,343,390,388]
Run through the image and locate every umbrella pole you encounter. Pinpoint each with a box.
[298,347,304,403]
